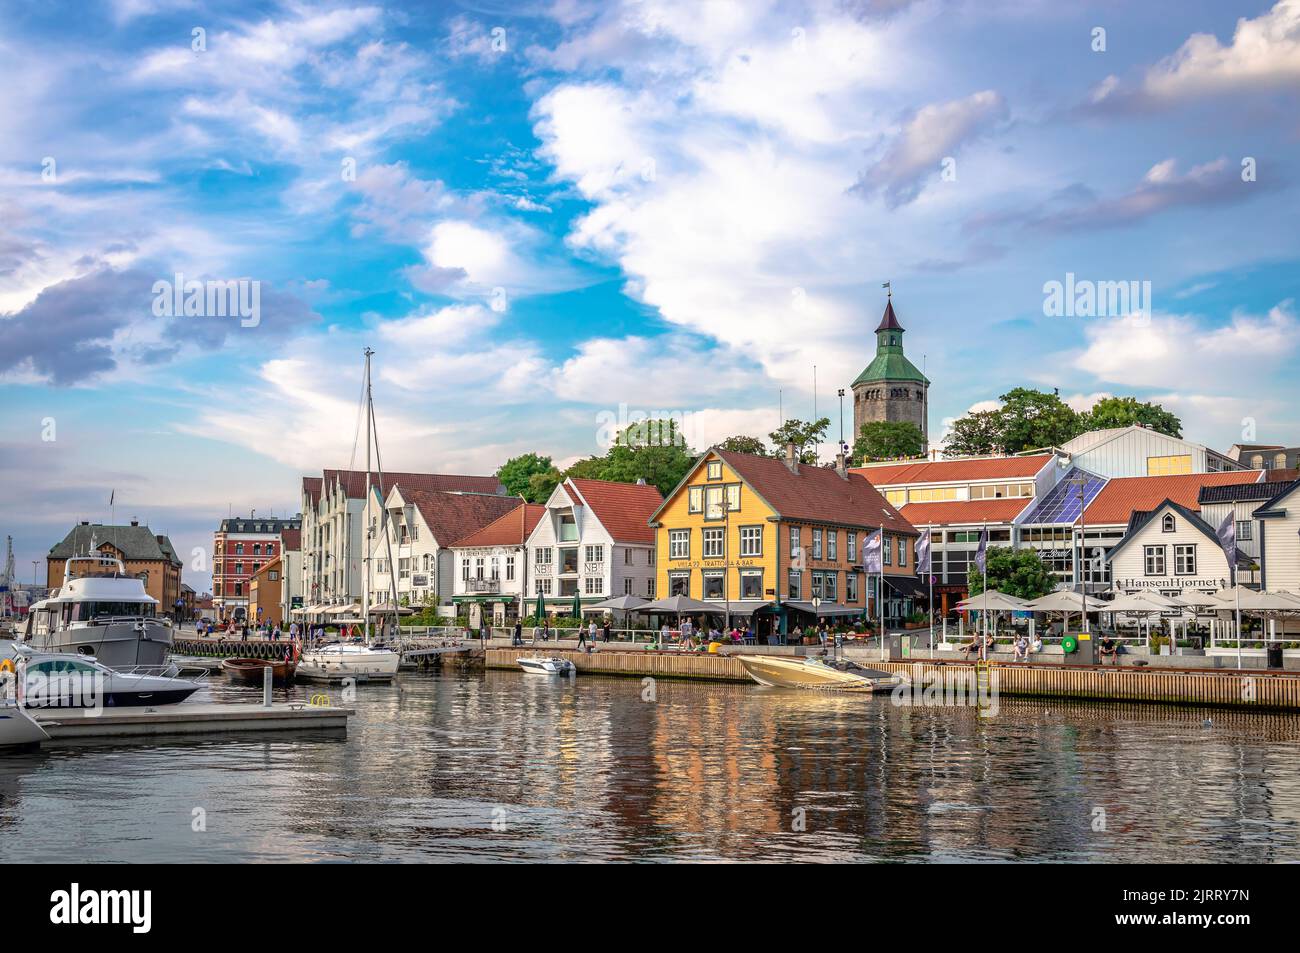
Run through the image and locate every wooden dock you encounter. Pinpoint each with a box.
[487,648,1300,711]
[32,702,352,742]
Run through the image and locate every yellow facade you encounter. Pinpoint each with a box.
[654,453,779,604]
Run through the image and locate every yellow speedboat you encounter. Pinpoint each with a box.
[737,654,905,693]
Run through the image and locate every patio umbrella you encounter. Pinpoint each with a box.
[635,594,719,637]
[1099,591,1175,652]
[570,590,582,619]
[589,594,647,611]
[1023,589,1092,640]
[534,591,545,621]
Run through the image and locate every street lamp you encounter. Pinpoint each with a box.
[837,388,846,452]
[1066,472,1090,633]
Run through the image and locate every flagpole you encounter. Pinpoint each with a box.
[1234,507,1243,669]
[928,524,934,658]
[981,521,988,662]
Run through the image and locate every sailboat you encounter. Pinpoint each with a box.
[296,349,402,684]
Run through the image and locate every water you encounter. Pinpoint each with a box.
[3,669,1300,862]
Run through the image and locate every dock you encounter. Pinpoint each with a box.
[487,647,1300,711]
[32,702,352,742]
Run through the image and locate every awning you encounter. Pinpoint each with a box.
[451,594,515,604]
[325,604,360,616]
[882,576,928,600]
[783,601,863,618]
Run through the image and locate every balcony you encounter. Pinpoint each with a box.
[464,576,501,594]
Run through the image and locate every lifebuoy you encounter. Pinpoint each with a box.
[1061,635,1079,654]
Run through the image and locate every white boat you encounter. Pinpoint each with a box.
[516,656,576,675]
[9,648,202,707]
[0,702,47,750]
[19,554,173,668]
[737,654,905,693]
[295,642,401,682]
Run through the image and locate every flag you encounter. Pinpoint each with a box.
[914,527,932,574]
[975,526,989,574]
[109,490,115,506]
[1216,512,1237,579]
[862,529,882,574]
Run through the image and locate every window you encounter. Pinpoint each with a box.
[810,572,823,600]
[669,530,690,559]
[506,555,515,581]
[847,532,857,563]
[827,530,838,562]
[897,538,907,567]
[688,486,703,513]
[788,570,802,600]
[584,576,603,595]
[705,485,724,518]
[474,556,485,579]
[812,528,823,560]
[625,578,633,595]
[1148,455,1192,476]
[625,549,633,565]
[647,578,656,597]
[707,461,722,480]
[739,526,762,557]
[585,544,604,563]
[668,572,689,597]
[883,537,892,566]
[560,549,579,573]
[1144,545,1166,576]
[1236,520,1252,541]
[789,527,802,563]
[1161,513,1176,533]
[846,573,859,602]
[648,549,655,565]
[490,557,499,580]
[703,571,724,599]
[535,578,552,595]
[908,486,959,503]
[740,571,762,599]
[703,528,724,558]
[399,558,410,579]
[884,489,907,505]
[559,515,578,542]
[535,547,552,567]
[726,484,741,511]
[461,558,471,581]
[235,543,244,555]
[1175,544,1196,575]
[253,544,262,556]
[823,571,837,602]
[969,482,1034,500]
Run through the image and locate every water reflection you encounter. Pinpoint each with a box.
[1,670,1298,862]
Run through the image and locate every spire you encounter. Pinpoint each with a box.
[875,298,903,333]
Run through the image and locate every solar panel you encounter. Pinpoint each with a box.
[1019,468,1106,525]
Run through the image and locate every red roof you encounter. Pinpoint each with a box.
[324,469,502,500]
[280,528,302,551]
[852,454,1054,486]
[712,450,916,535]
[901,498,1033,527]
[406,490,523,546]
[450,503,544,548]
[302,476,322,506]
[567,478,663,544]
[1266,468,1300,483]
[1084,471,1262,525]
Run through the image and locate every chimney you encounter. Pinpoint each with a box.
[785,441,799,474]
[130,520,139,527]
[635,477,647,485]
[834,452,849,478]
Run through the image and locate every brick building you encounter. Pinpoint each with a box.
[213,514,302,621]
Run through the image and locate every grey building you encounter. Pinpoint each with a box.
[851,295,930,449]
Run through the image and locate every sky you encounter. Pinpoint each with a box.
[2,0,1298,594]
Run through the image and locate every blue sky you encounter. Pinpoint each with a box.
[2,0,1298,591]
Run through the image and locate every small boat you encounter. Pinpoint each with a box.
[517,656,576,676]
[0,702,47,751]
[295,643,400,682]
[13,650,202,707]
[221,656,297,684]
[737,654,905,693]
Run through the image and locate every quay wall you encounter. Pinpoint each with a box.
[487,648,1300,711]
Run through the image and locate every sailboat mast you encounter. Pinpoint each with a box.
[363,347,373,644]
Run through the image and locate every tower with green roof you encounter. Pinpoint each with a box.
[850,291,930,449]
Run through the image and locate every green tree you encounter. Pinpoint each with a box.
[942,409,1004,457]
[526,467,563,503]
[852,421,925,464]
[496,453,555,502]
[1079,396,1182,437]
[717,434,768,455]
[769,416,830,465]
[561,420,697,497]
[996,387,1080,453]
[967,546,1054,601]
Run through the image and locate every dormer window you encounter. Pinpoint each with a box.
[1161,514,1176,533]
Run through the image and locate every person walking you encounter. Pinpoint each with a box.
[576,622,588,651]
[513,618,523,646]
[587,619,598,648]
[601,619,612,643]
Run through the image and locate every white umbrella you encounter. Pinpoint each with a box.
[955,589,1029,612]
[1023,590,1090,612]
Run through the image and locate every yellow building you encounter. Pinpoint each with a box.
[649,447,919,640]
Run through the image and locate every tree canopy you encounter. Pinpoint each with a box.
[967,546,1055,601]
[769,417,830,465]
[716,434,769,456]
[852,420,926,464]
[496,453,556,502]
[943,387,1182,457]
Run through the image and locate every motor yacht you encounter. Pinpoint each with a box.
[11,649,202,708]
[295,643,400,682]
[516,656,576,675]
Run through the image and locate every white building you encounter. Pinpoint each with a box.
[1060,425,1243,477]
[364,484,522,612]
[449,504,545,623]
[1104,500,1233,594]
[299,470,504,610]
[1257,480,1300,592]
[525,477,663,614]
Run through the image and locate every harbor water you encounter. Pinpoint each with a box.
[2,669,1299,862]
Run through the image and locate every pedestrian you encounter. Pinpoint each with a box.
[602,619,612,643]
[587,619,597,647]
[289,621,299,641]
[577,622,588,651]
[513,618,523,646]
[659,622,670,647]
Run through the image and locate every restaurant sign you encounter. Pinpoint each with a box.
[1115,577,1228,591]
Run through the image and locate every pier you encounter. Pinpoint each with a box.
[487,646,1300,711]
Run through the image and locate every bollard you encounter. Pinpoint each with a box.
[263,663,273,708]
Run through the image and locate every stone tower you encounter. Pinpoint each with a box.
[851,293,930,449]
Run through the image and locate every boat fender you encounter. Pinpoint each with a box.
[1061,635,1078,654]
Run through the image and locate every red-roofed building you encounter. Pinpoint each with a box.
[449,504,545,621]
[526,477,664,614]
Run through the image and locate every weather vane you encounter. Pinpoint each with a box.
[882,280,891,298]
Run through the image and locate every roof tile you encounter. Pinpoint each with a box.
[852,454,1054,486]
[1085,471,1261,525]
[567,478,663,544]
